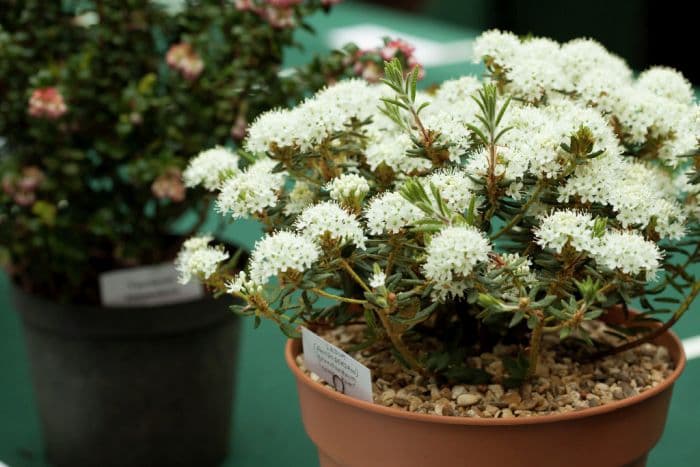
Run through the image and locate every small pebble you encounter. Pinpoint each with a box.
[300,322,673,419]
[457,393,482,407]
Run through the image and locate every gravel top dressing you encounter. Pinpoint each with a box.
[298,324,674,419]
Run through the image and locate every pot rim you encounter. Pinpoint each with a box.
[285,328,686,426]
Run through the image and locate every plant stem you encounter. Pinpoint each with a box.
[311,288,367,305]
[491,183,545,240]
[375,307,425,374]
[339,258,370,292]
[593,279,700,358]
[527,311,544,378]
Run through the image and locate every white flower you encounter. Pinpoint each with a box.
[364,191,424,235]
[365,132,431,174]
[559,159,687,239]
[183,146,240,190]
[637,66,694,106]
[422,111,474,156]
[295,201,367,249]
[325,173,370,204]
[593,231,662,279]
[369,271,387,289]
[534,210,598,254]
[249,231,321,285]
[246,80,387,154]
[175,236,229,284]
[284,181,316,216]
[559,38,632,87]
[423,225,491,299]
[431,76,482,108]
[473,29,521,64]
[245,107,302,153]
[216,158,286,219]
[423,168,477,213]
[225,271,261,295]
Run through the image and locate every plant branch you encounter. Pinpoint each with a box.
[311,288,367,305]
[593,280,699,358]
[491,183,545,240]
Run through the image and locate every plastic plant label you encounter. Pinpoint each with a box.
[99,262,203,307]
[301,327,373,403]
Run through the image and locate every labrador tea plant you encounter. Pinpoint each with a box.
[179,31,699,390]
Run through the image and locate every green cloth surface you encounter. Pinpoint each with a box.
[1,3,699,466]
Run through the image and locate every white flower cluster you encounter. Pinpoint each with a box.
[248,231,321,286]
[246,80,385,153]
[595,231,662,278]
[534,210,598,254]
[364,132,431,174]
[473,30,699,167]
[284,181,315,216]
[216,158,286,219]
[294,201,367,249]
[369,271,387,289]
[175,236,228,284]
[325,173,370,204]
[364,191,424,235]
[534,211,662,277]
[560,158,686,239]
[423,225,491,300]
[422,169,477,213]
[183,146,240,191]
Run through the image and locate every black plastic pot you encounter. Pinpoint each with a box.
[11,284,240,467]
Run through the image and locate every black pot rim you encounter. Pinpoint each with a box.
[11,283,236,339]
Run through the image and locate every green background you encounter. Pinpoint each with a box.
[1,3,699,466]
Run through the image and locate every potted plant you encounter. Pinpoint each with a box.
[179,31,698,467]
[0,1,358,466]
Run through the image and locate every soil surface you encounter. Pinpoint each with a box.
[297,324,674,418]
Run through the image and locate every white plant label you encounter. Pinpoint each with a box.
[301,327,373,403]
[99,262,203,307]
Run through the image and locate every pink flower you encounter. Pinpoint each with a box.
[28,87,68,119]
[231,114,248,140]
[381,38,416,61]
[234,0,255,10]
[152,169,186,203]
[166,43,204,81]
[3,166,45,207]
[321,0,342,5]
[266,0,302,6]
[261,5,296,28]
[407,57,425,80]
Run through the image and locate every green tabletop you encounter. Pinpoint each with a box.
[1,3,699,466]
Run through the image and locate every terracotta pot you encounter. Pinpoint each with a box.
[285,328,686,467]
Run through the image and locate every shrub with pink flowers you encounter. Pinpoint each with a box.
[0,0,350,303]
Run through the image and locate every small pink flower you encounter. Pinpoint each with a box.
[166,43,204,81]
[3,166,45,207]
[381,39,416,61]
[262,5,296,28]
[152,169,186,203]
[266,0,302,6]
[231,114,248,140]
[408,58,425,80]
[234,0,255,10]
[28,87,68,119]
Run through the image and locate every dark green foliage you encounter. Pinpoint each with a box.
[0,0,340,303]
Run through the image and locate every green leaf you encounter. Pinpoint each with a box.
[509,311,525,327]
[31,201,57,226]
[390,302,438,325]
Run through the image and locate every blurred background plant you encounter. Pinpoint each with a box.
[0,0,360,304]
